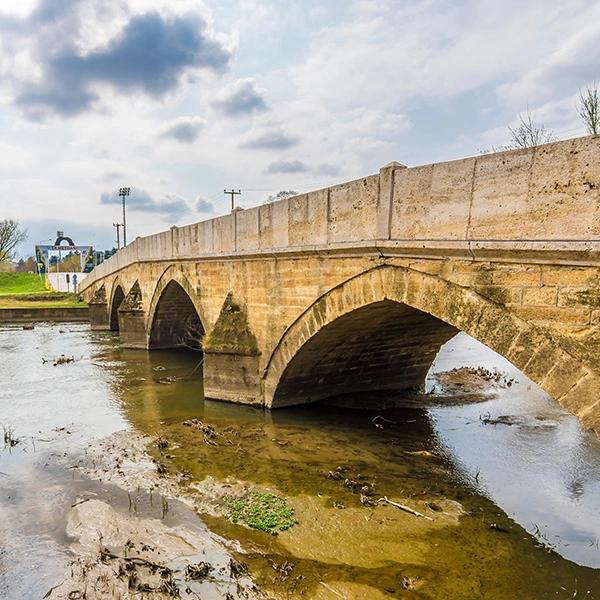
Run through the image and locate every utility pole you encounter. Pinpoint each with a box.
[113,222,122,249]
[224,189,241,212]
[119,187,130,246]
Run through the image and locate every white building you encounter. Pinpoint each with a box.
[46,272,88,293]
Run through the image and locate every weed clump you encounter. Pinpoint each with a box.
[225,492,297,535]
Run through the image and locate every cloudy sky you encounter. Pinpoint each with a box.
[0,0,598,257]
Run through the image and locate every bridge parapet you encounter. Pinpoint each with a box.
[83,135,600,294]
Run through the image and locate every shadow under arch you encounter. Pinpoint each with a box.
[109,282,125,331]
[262,266,594,419]
[146,267,205,350]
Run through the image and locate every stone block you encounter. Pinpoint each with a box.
[236,207,260,252]
[469,149,533,239]
[542,267,599,286]
[328,176,379,243]
[521,286,558,306]
[391,158,473,240]
[512,305,591,326]
[118,309,147,348]
[288,190,328,246]
[88,302,110,330]
[203,351,261,405]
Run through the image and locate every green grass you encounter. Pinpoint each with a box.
[0,272,47,295]
[0,273,87,308]
[225,492,298,535]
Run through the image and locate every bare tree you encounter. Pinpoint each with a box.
[508,109,556,149]
[0,219,27,264]
[479,109,555,154]
[578,83,600,136]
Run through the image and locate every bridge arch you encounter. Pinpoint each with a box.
[263,266,591,414]
[147,266,205,350]
[109,280,126,331]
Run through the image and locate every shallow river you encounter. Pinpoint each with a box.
[1,323,600,598]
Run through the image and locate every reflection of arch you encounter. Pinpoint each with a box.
[263,266,591,411]
[147,270,204,349]
[109,282,125,331]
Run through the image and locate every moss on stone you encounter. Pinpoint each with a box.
[473,264,509,306]
[567,289,600,308]
[90,283,107,304]
[120,281,143,311]
[203,293,259,355]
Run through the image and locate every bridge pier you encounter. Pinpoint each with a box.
[88,284,110,331]
[203,351,261,405]
[118,308,147,348]
[118,283,147,348]
[202,293,262,404]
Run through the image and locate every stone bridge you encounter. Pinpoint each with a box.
[80,136,600,432]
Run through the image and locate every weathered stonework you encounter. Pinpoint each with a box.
[79,136,600,434]
[88,284,110,331]
[118,282,146,348]
[203,293,260,404]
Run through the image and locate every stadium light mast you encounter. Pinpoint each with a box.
[119,187,130,246]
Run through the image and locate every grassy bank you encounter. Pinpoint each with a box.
[0,273,87,308]
[0,272,47,294]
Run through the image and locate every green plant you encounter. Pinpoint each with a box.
[225,492,297,535]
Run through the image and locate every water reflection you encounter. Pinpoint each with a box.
[2,324,600,598]
[429,333,600,567]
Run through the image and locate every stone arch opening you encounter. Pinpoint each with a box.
[109,285,125,331]
[148,280,204,350]
[264,266,596,422]
[272,300,457,407]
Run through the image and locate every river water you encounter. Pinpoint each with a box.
[1,323,600,598]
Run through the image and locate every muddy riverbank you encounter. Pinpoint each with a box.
[2,324,600,598]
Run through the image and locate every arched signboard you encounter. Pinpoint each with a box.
[35,231,95,274]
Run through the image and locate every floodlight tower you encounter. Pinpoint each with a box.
[119,187,130,246]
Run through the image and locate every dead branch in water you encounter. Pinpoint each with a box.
[379,496,433,520]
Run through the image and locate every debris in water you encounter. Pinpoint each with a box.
[401,576,419,590]
[2,423,20,448]
[49,355,75,366]
[183,419,219,445]
[379,496,433,520]
[229,558,249,578]
[185,561,213,580]
[479,413,521,426]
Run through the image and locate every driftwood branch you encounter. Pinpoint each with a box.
[379,496,433,520]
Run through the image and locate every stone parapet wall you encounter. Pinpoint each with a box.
[82,136,600,293]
